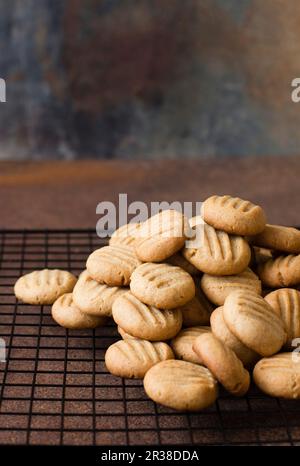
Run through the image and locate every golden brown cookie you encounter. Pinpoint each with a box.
[183,224,251,275]
[202,195,266,235]
[257,254,300,288]
[135,209,190,262]
[193,333,250,396]
[73,270,128,317]
[109,222,142,247]
[253,353,300,399]
[130,263,195,309]
[14,269,77,305]
[166,252,200,276]
[179,287,213,326]
[201,267,262,306]
[265,288,300,348]
[210,306,259,367]
[51,293,105,329]
[105,339,174,378]
[252,224,300,254]
[170,326,211,364]
[86,245,141,286]
[223,291,286,356]
[112,291,182,340]
[143,360,218,411]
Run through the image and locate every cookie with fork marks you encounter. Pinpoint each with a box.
[202,195,266,235]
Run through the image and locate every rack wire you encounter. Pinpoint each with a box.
[0,229,299,446]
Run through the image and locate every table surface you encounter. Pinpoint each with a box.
[0,157,299,228]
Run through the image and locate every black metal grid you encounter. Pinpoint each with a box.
[0,229,300,446]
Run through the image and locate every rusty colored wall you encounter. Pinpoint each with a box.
[0,0,300,159]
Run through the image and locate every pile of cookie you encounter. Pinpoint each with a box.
[14,195,300,412]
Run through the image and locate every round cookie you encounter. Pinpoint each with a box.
[112,291,182,341]
[51,293,105,329]
[135,209,190,262]
[166,252,200,276]
[105,339,174,378]
[183,224,251,275]
[223,291,286,356]
[144,360,218,411]
[264,288,300,348]
[252,224,300,254]
[86,245,141,286]
[73,270,129,317]
[202,195,266,235]
[257,254,300,288]
[253,353,300,399]
[117,326,136,340]
[193,333,250,396]
[109,222,141,247]
[130,263,195,309]
[201,268,262,306]
[179,287,213,326]
[170,326,211,364]
[210,306,259,367]
[14,269,77,305]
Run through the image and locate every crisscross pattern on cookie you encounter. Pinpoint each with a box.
[51,293,104,329]
[202,195,266,235]
[258,254,300,287]
[146,360,216,388]
[130,262,195,309]
[137,209,188,238]
[224,291,286,356]
[254,353,300,399]
[183,224,250,275]
[112,291,182,340]
[234,292,285,335]
[109,223,141,247]
[201,268,261,305]
[257,353,300,373]
[134,210,189,262]
[86,245,141,285]
[209,195,256,213]
[105,340,174,378]
[265,288,300,343]
[73,270,128,316]
[89,245,140,269]
[14,269,77,304]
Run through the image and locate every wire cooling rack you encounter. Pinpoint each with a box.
[0,229,299,446]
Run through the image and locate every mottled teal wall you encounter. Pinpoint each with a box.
[0,0,299,159]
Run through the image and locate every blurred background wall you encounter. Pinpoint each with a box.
[0,0,300,160]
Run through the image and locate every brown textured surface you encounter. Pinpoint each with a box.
[3,1,300,159]
[1,157,300,228]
